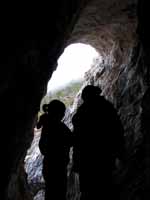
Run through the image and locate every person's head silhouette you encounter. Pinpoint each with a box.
[48,100,66,120]
[81,85,102,102]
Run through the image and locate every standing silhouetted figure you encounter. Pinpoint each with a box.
[39,100,73,200]
[37,104,48,131]
[72,85,126,200]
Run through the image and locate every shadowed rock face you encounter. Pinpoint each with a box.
[24,130,44,197]
[0,0,150,199]
[0,2,85,199]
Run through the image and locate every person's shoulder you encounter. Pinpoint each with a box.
[40,113,45,118]
[97,96,111,107]
[41,113,48,120]
[73,104,86,117]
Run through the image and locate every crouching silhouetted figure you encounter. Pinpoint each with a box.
[39,100,73,200]
[72,85,126,200]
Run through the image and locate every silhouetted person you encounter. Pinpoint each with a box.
[37,104,49,156]
[37,104,48,131]
[72,85,126,200]
[39,100,73,200]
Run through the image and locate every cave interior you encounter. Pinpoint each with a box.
[0,0,150,199]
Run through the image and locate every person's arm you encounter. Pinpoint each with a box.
[39,132,47,155]
[36,116,42,129]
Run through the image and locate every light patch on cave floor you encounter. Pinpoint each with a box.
[47,43,100,93]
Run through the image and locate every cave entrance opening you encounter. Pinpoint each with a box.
[43,43,99,108]
[24,42,99,198]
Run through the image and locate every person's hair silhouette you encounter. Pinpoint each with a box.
[81,85,102,101]
[47,99,66,120]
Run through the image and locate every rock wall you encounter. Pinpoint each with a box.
[25,0,146,199]
[0,1,87,200]
[24,130,44,198]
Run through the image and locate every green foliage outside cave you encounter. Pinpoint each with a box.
[39,80,83,116]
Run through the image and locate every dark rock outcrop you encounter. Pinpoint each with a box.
[0,2,86,200]
[24,130,44,197]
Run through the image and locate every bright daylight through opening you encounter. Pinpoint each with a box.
[47,43,100,93]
